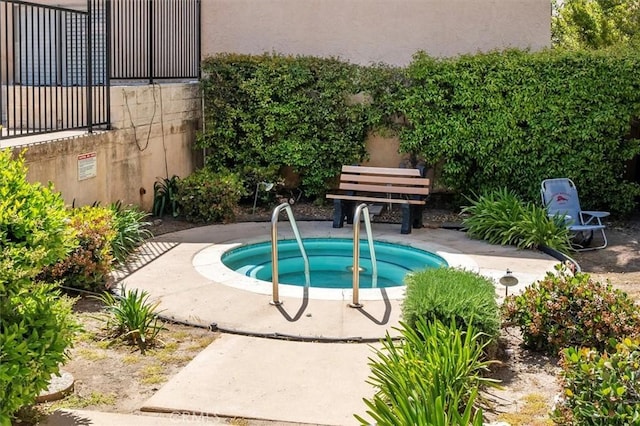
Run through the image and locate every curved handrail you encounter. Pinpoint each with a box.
[271,202,310,305]
[351,203,378,308]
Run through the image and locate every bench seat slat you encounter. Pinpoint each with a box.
[340,173,431,186]
[326,194,425,205]
[339,182,430,196]
[341,165,421,177]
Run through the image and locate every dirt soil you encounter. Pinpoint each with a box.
[29,204,640,426]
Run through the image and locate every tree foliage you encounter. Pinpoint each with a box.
[552,0,640,49]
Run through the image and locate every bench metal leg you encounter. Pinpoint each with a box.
[412,205,424,229]
[401,204,412,234]
[332,200,355,228]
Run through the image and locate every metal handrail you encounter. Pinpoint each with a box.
[350,203,378,308]
[270,202,310,305]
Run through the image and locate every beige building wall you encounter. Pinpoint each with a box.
[15,83,201,211]
[202,0,551,66]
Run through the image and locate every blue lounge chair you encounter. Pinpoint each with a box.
[541,178,609,251]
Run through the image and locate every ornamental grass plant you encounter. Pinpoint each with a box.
[462,188,572,254]
[356,318,498,425]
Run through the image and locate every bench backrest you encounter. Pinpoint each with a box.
[338,165,430,196]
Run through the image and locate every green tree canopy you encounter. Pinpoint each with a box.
[552,0,640,49]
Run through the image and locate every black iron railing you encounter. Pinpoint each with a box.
[109,0,201,82]
[0,0,200,140]
[0,0,109,139]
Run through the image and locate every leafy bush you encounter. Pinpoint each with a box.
[177,168,245,223]
[400,48,640,215]
[96,286,166,353]
[355,319,497,425]
[502,265,640,355]
[553,339,640,425]
[462,188,572,254]
[109,201,152,264]
[402,267,500,345]
[0,149,78,424]
[40,206,116,292]
[236,164,283,206]
[198,53,406,198]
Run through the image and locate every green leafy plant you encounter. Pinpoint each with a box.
[552,0,640,49]
[177,168,246,223]
[553,339,640,425]
[95,286,166,353]
[400,49,640,215]
[402,267,501,346]
[0,149,78,424]
[198,54,407,199]
[502,264,640,355]
[462,188,572,254]
[109,201,152,264]
[355,318,497,425]
[153,175,180,218]
[40,206,116,292]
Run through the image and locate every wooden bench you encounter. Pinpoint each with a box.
[326,165,430,234]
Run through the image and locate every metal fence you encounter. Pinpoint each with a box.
[0,0,200,140]
[0,0,109,139]
[110,0,201,82]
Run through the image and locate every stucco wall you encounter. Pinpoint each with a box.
[202,0,551,66]
[43,0,550,66]
[16,83,201,211]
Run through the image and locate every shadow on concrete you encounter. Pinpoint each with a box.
[275,285,309,322]
[355,288,392,326]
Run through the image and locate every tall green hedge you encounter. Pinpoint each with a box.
[198,53,405,197]
[199,50,640,214]
[400,48,640,214]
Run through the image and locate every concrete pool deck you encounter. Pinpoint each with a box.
[94,221,561,425]
[115,220,560,341]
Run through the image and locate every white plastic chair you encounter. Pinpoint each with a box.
[541,178,609,251]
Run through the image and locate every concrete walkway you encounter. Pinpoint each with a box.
[47,221,561,425]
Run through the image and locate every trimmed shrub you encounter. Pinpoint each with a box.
[553,339,640,425]
[502,265,640,355]
[400,48,640,215]
[462,188,572,254]
[40,206,116,292]
[109,201,152,265]
[402,267,500,344]
[355,319,496,425]
[177,168,245,223]
[0,149,78,424]
[198,53,406,198]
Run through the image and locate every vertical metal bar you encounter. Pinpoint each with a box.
[148,0,153,83]
[29,4,34,132]
[36,6,43,131]
[87,0,93,132]
[1,1,6,136]
[197,0,201,79]
[47,7,53,130]
[105,0,111,128]
[16,4,21,134]
[270,219,281,306]
[57,9,62,130]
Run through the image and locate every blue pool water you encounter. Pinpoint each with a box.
[221,238,448,289]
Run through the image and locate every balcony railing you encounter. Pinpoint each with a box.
[0,0,200,141]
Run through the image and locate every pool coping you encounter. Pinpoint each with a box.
[192,234,479,301]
